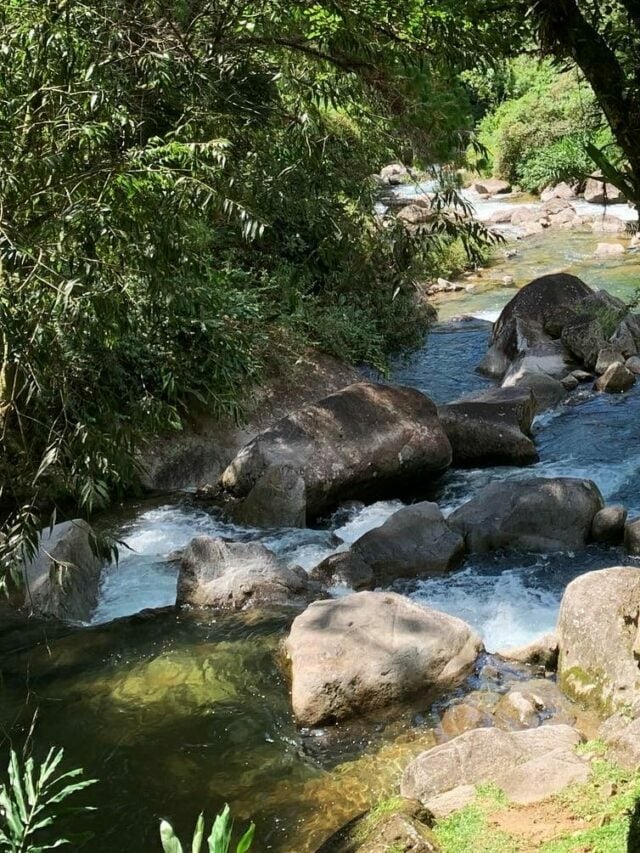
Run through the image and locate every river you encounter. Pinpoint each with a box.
[2,194,640,851]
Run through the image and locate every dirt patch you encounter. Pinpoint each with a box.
[490,800,590,849]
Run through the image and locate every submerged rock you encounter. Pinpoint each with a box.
[221,383,452,519]
[177,536,320,610]
[447,477,604,554]
[284,592,482,726]
[350,502,465,584]
[21,519,103,622]
[438,386,538,466]
[401,725,587,817]
[557,567,640,715]
[497,633,559,670]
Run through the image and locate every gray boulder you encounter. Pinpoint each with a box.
[401,725,587,817]
[177,536,320,610]
[284,591,482,726]
[625,518,640,555]
[557,567,640,714]
[473,179,511,195]
[595,345,625,375]
[594,362,636,393]
[438,386,538,467]
[447,477,604,554]
[599,714,640,771]
[478,273,593,379]
[221,383,452,519]
[584,173,625,204]
[592,506,628,545]
[350,502,465,584]
[309,551,375,591]
[232,465,306,528]
[21,520,103,622]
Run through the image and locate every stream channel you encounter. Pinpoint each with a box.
[2,190,640,851]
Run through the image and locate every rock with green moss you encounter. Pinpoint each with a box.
[557,567,640,715]
[315,797,439,853]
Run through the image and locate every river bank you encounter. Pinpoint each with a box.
[4,198,640,852]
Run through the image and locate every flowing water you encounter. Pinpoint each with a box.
[3,204,640,851]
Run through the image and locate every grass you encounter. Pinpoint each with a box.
[432,741,640,853]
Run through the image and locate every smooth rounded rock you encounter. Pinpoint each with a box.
[309,551,375,591]
[284,592,482,726]
[447,477,604,554]
[351,502,465,584]
[592,506,628,545]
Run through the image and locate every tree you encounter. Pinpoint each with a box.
[527,0,640,209]
[0,0,501,587]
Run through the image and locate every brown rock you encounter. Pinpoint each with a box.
[440,703,490,739]
[594,362,636,393]
[557,567,640,714]
[592,506,628,545]
[351,502,465,584]
[401,726,588,815]
[284,592,482,726]
[176,537,320,610]
[626,355,640,374]
[309,552,375,591]
[624,519,640,555]
[497,633,559,669]
[474,179,512,195]
[595,345,625,376]
[448,477,604,554]
[222,383,452,519]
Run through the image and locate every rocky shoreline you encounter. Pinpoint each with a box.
[14,267,640,850]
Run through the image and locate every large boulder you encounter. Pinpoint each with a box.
[447,477,604,554]
[21,520,103,622]
[541,182,578,202]
[584,173,625,205]
[350,502,465,584]
[477,274,593,379]
[284,592,482,726]
[316,800,439,853]
[401,725,588,817]
[557,567,640,715]
[438,386,538,466]
[473,179,511,195]
[221,383,452,519]
[177,536,320,610]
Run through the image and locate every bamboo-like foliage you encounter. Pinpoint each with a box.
[0,0,505,584]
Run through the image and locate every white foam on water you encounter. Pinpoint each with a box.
[468,309,500,323]
[410,564,561,652]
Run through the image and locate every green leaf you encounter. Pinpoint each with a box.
[235,823,255,853]
[160,819,184,853]
[191,813,205,853]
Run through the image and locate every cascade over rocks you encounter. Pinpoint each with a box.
[401,725,588,817]
[447,477,604,554]
[438,386,538,466]
[221,383,452,519]
[557,567,640,715]
[20,519,103,622]
[477,273,593,379]
[350,502,465,584]
[177,536,321,610]
[284,591,482,726]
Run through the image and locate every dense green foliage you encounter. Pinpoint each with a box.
[0,745,95,851]
[0,0,504,582]
[473,57,617,192]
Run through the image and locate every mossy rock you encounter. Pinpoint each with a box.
[316,797,439,852]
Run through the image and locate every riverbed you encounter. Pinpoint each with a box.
[2,205,640,851]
